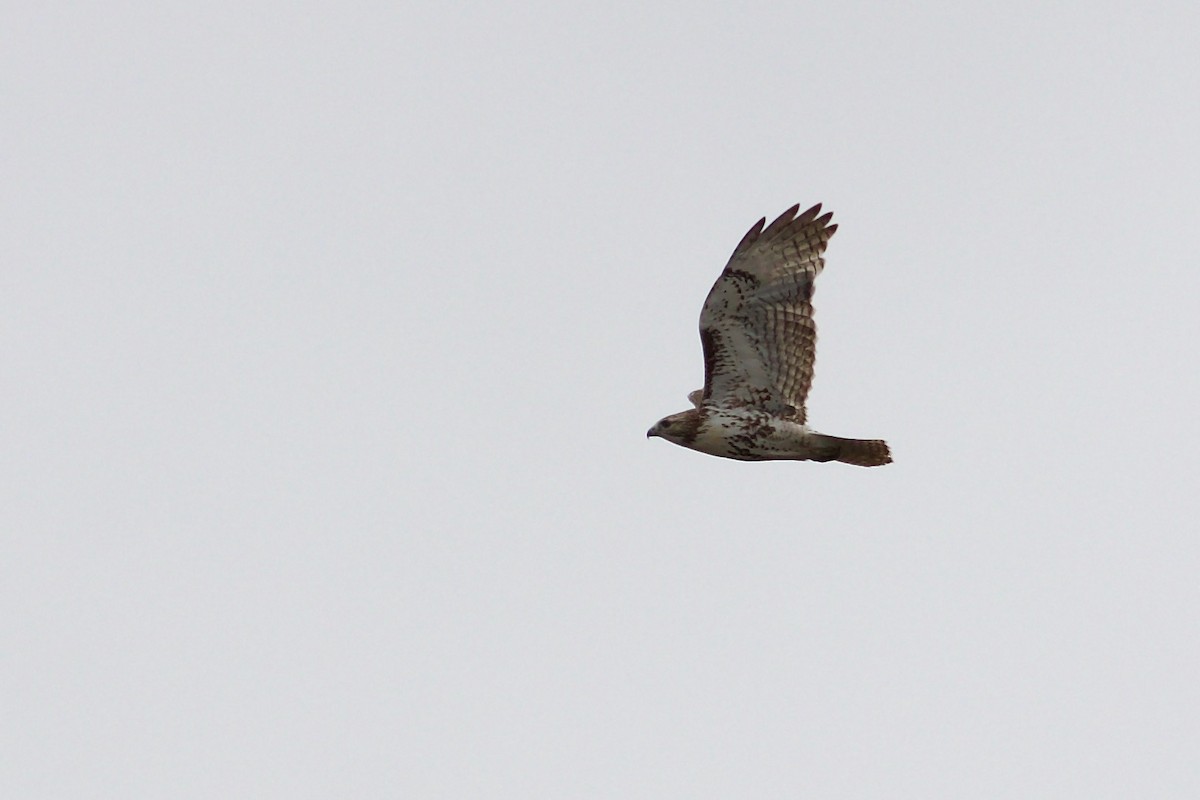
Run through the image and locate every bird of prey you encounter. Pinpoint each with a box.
[647,203,891,466]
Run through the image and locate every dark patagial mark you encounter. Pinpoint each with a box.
[699,328,719,399]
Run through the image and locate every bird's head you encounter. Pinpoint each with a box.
[646,409,702,446]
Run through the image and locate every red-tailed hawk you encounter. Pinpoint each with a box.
[647,203,892,467]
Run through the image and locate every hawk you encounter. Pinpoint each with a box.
[647,203,892,467]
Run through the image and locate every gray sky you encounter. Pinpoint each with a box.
[5,2,1200,797]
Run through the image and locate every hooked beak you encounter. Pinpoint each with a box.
[646,427,656,439]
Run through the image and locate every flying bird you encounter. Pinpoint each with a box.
[647,203,891,466]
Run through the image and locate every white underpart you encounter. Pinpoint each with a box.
[689,405,822,461]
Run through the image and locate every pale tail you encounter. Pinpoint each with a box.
[829,437,892,467]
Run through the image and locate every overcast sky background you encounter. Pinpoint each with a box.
[5,2,1200,797]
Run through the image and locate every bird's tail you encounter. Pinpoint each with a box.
[823,436,892,467]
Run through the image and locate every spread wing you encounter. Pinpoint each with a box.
[697,203,836,423]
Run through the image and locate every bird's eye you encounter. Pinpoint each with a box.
[660,420,671,429]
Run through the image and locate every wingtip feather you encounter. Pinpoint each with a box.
[796,203,823,224]
[730,217,767,258]
[763,204,801,237]
[727,201,837,262]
